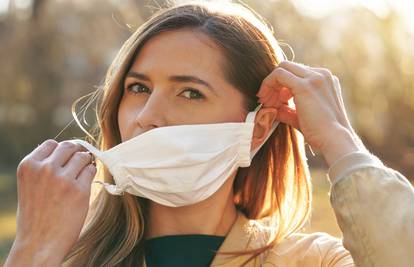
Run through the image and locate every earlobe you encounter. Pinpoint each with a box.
[251,107,278,152]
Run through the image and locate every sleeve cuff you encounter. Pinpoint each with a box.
[327,151,385,185]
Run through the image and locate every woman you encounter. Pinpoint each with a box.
[5,1,414,266]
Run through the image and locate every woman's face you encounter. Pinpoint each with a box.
[118,28,248,141]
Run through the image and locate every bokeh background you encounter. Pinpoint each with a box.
[0,0,413,263]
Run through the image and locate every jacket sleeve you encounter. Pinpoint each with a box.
[327,151,414,267]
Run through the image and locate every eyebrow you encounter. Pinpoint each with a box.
[125,71,218,96]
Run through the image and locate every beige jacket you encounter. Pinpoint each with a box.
[146,152,414,266]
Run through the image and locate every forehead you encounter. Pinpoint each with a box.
[129,28,226,80]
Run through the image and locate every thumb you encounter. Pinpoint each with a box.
[276,104,300,130]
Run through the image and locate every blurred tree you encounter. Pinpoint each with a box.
[0,0,413,177]
[32,0,46,20]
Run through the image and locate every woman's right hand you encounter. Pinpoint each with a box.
[5,139,96,267]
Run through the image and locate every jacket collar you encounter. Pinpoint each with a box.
[210,210,273,266]
[142,210,273,267]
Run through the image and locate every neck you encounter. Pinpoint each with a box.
[145,174,238,239]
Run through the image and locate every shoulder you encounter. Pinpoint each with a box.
[263,232,354,267]
[278,232,346,253]
[234,212,354,266]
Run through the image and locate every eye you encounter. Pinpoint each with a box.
[126,83,151,95]
[180,88,205,100]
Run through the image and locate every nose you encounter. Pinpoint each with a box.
[133,90,168,133]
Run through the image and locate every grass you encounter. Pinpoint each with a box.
[0,168,341,263]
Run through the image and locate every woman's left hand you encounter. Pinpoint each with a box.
[257,60,367,166]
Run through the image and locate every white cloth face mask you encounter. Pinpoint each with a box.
[70,103,280,207]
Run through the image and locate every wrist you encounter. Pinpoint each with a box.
[5,239,63,267]
[321,126,368,167]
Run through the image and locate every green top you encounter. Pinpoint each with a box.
[145,234,226,267]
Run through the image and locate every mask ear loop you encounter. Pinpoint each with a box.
[69,139,102,158]
[245,103,263,123]
[248,103,280,159]
[248,104,317,157]
[69,139,126,195]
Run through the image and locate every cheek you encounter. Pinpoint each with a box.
[117,99,134,141]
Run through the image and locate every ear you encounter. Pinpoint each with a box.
[251,107,278,152]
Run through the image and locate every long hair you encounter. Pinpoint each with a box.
[64,1,311,266]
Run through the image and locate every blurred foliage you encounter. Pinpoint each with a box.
[0,0,413,262]
[1,0,413,175]
[0,170,16,264]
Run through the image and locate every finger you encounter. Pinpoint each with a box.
[308,67,332,77]
[276,104,300,130]
[278,60,314,78]
[61,151,94,179]
[259,67,303,99]
[279,87,294,102]
[257,66,299,99]
[332,76,352,127]
[332,75,346,112]
[260,86,293,109]
[331,75,346,113]
[30,139,58,161]
[256,75,283,99]
[257,68,290,99]
[48,141,86,167]
[261,90,278,108]
[310,67,346,113]
[76,164,97,189]
[259,86,277,104]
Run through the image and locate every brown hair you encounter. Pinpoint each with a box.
[64,1,311,266]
